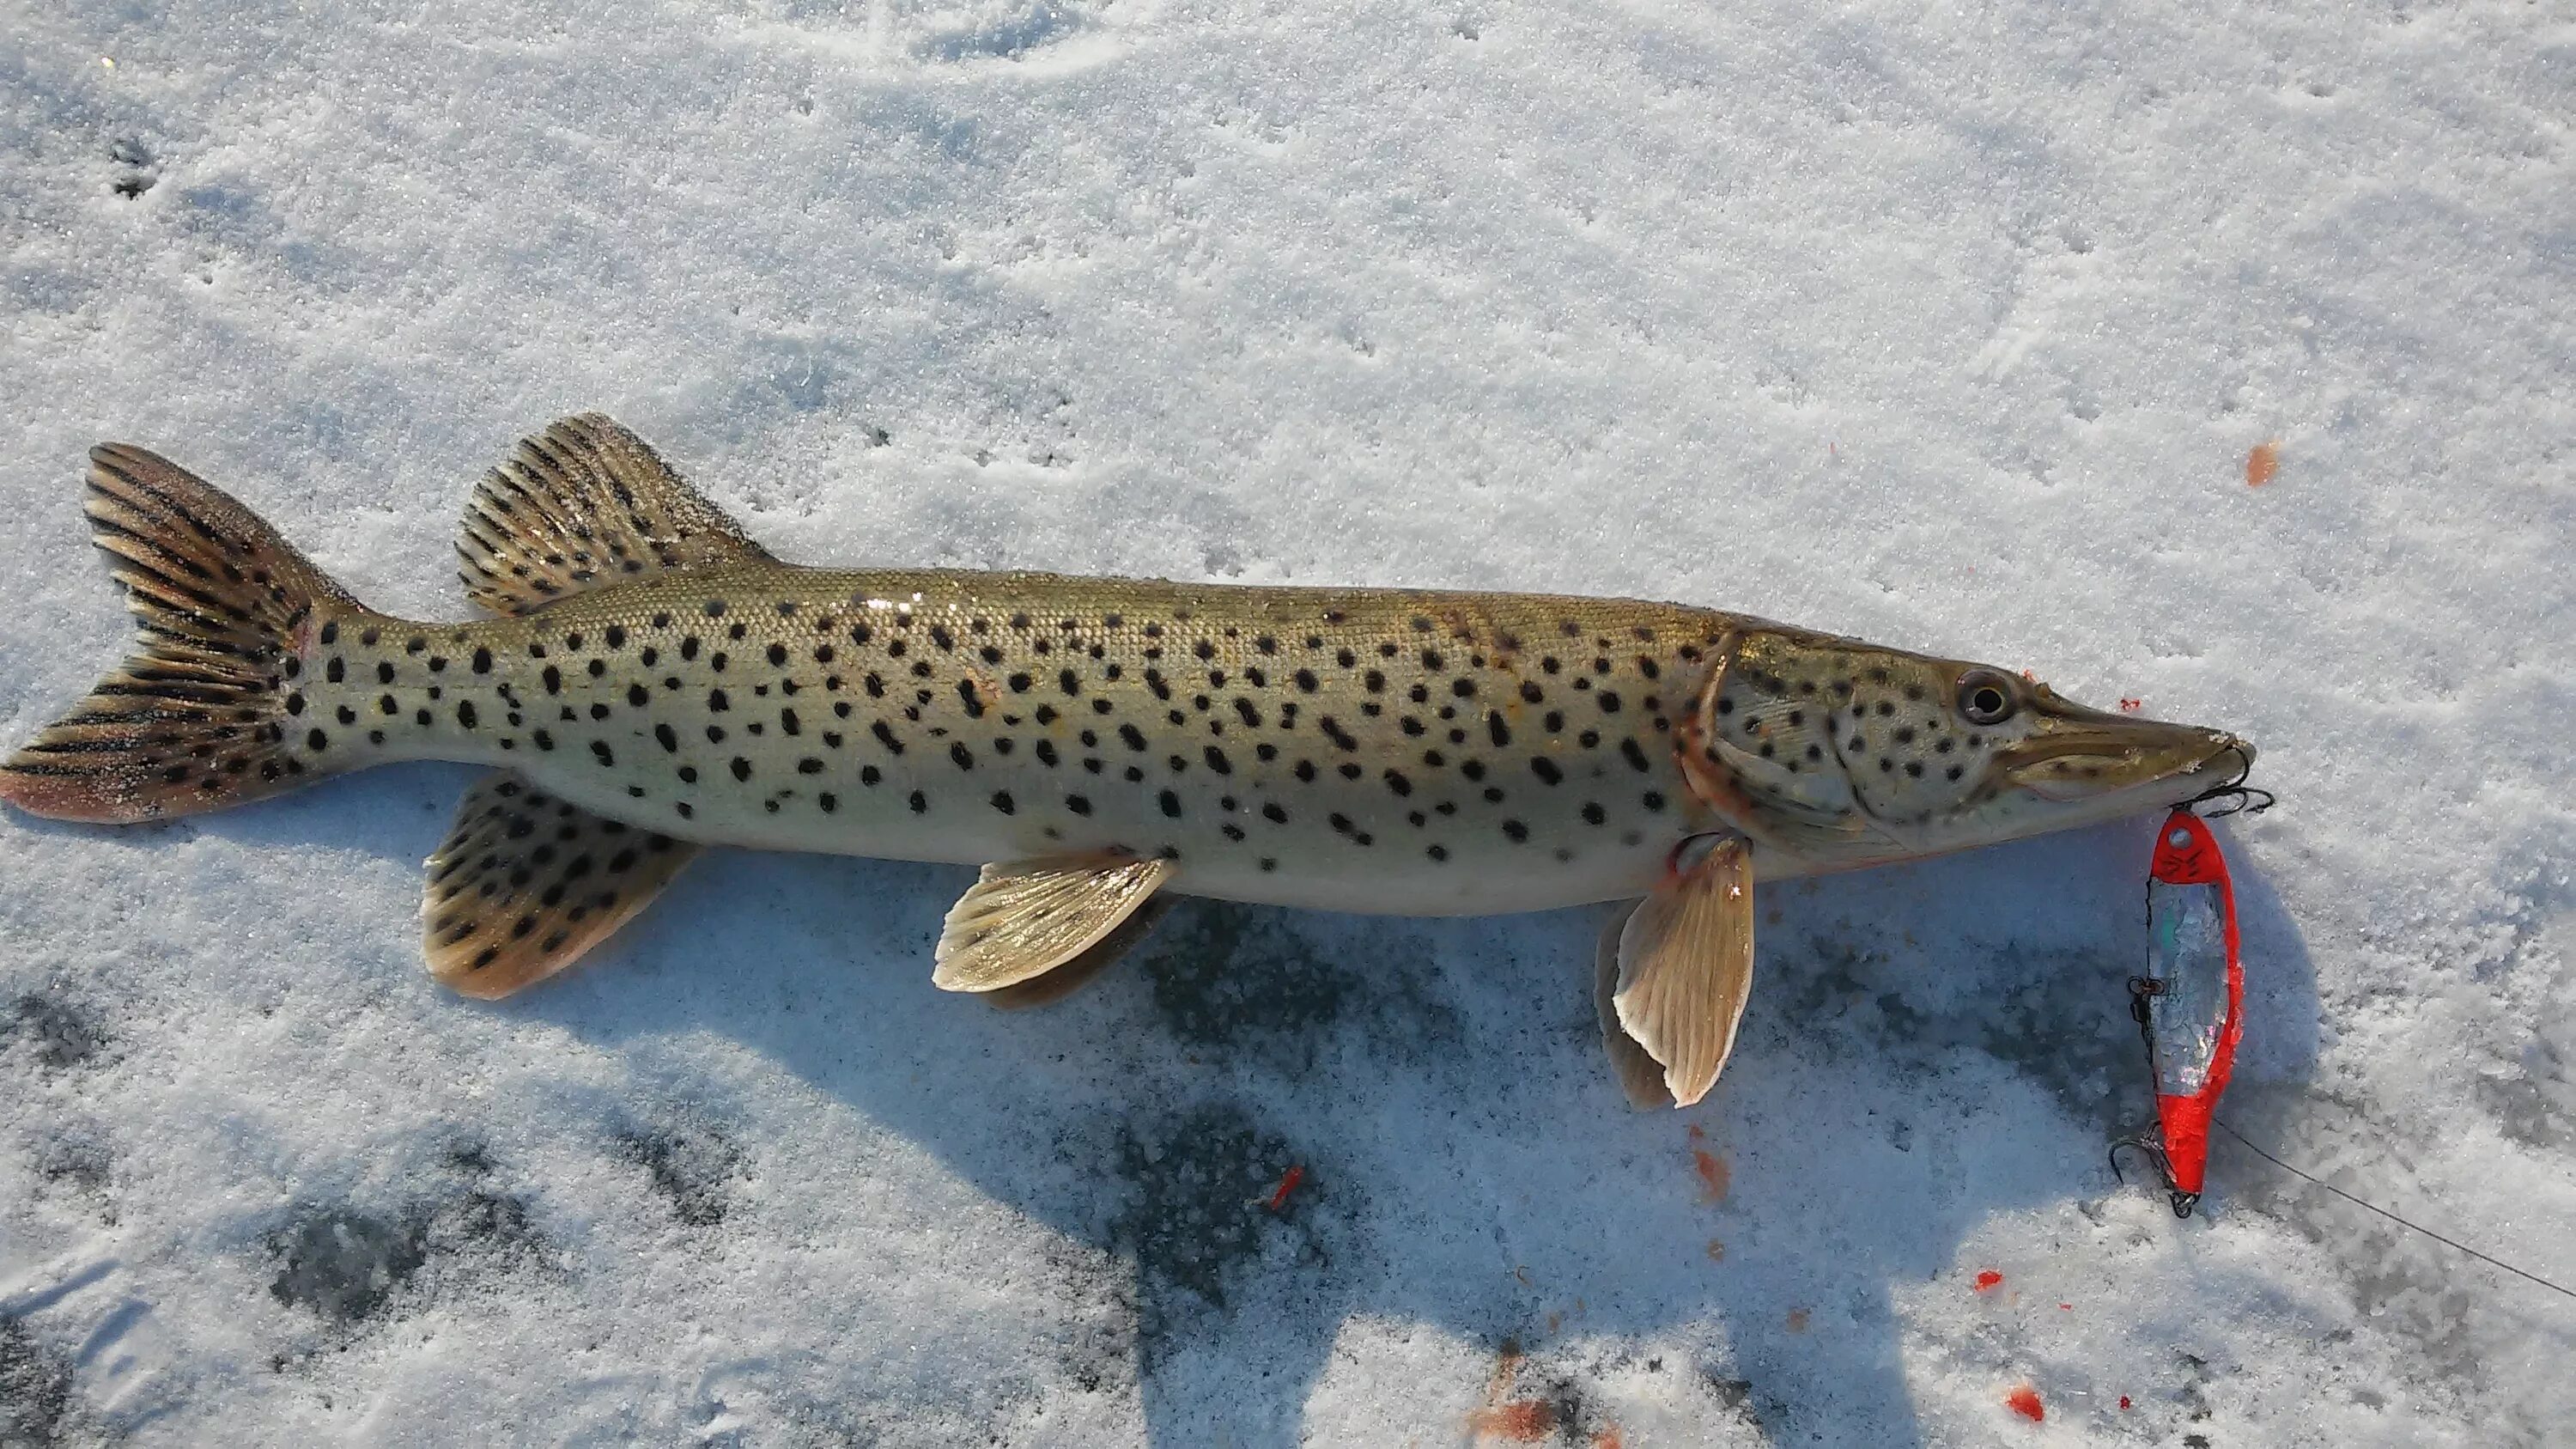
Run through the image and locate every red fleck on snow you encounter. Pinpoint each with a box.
[2246,440,2281,487]
[1974,1269,2005,1294]
[1467,1402,1558,1441]
[1692,1148,1731,1203]
[2117,697,2143,713]
[1264,1165,1304,1211]
[2119,1396,2134,1410]
[2005,1385,2045,1422]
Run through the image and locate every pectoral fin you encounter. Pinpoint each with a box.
[1595,904,1675,1110]
[1609,834,1755,1108]
[424,772,699,998]
[933,855,1178,994]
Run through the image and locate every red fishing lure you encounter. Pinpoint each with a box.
[2117,808,2245,1216]
[2108,797,2576,1301]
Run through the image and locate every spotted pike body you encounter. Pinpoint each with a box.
[307,571,1727,916]
[2,415,2252,1106]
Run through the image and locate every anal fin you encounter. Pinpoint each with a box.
[1607,834,1756,1108]
[934,855,1177,995]
[424,771,699,998]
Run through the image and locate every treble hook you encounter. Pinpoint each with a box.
[2184,742,2275,819]
[2117,977,2200,1216]
[2108,1130,2200,1219]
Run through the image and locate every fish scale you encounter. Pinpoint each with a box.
[308,569,1727,916]
[3,413,2249,1106]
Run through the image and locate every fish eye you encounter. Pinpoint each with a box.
[1957,668,2017,725]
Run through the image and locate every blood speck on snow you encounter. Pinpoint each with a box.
[2006,1385,2045,1422]
[1786,1307,1811,1333]
[2246,440,2281,487]
[1590,1428,1625,1449]
[1692,1148,1731,1202]
[2118,697,2143,713]
[1466,1402,1558,1441]
[1974,1269,2005,1293]
[2120,1396,2134,1409]
[1264,1163,1304,1211]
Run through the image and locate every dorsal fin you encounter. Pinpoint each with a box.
[456,414,773,616]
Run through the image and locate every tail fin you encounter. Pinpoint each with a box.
[1,443,372,823]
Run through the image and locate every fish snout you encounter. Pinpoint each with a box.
[2001,699,2252,807]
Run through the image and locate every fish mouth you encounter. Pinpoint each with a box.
[1997,702,2253,813]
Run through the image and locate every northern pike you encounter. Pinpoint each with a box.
[0,416,2254,1105]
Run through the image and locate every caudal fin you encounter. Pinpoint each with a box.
[1,443,372,823]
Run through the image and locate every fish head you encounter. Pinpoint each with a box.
[1677,628,2251,872]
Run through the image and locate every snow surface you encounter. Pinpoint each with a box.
[3,1,2572,1443]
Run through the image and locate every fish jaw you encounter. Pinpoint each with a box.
[1678,628,2253,876]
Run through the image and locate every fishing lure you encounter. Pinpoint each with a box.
[2103,795,2576,1300]
[2115,807,2245,1217]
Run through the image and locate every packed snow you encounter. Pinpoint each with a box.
[3,1,2571,1443]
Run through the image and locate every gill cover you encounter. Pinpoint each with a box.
[1674,630,1905,865]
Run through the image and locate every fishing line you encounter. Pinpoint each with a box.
[2208,1116,2576,1304]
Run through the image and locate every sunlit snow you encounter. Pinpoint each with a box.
[3,2,2570,1443]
